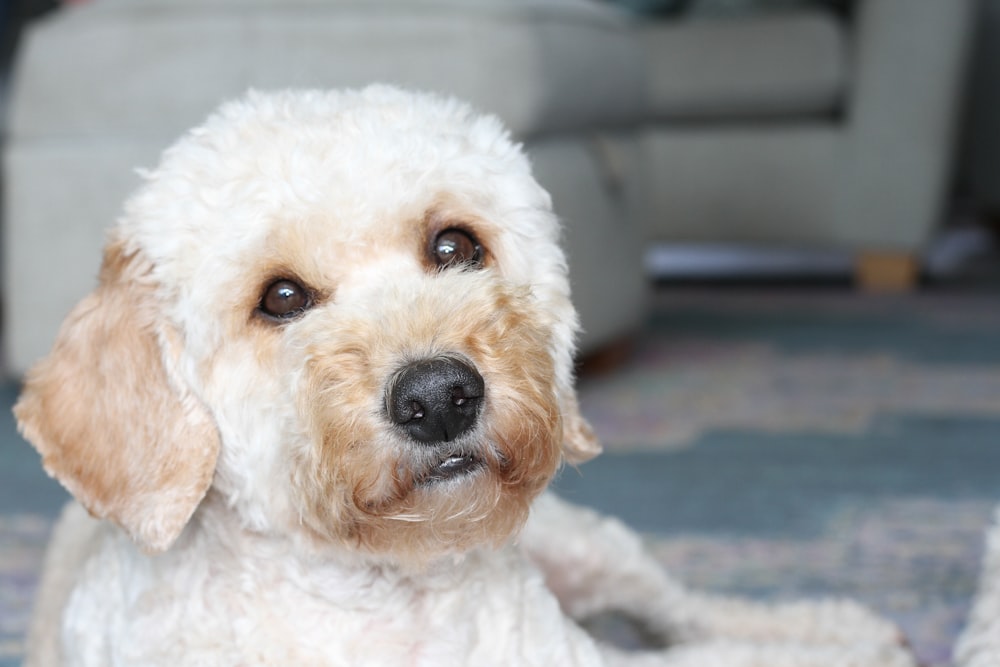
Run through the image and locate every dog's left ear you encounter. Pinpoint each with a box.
[561,390,601,464]
[15,241,220,554]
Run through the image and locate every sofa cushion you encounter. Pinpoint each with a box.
[9,0,642,142]
[639,10,847,120]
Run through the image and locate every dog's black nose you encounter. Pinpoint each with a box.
[387,357,484,444]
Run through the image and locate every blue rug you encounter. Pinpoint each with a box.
[0,381,67,667]
[559,286,1000,666]
[2,285,999,666]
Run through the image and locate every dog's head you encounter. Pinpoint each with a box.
[15,86,600,563]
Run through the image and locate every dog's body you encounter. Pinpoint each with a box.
[18,86,913,666]
[29,498,599,666]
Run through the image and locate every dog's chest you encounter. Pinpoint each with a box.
[61,535,595,666]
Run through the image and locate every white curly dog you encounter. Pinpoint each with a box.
[17,86,914,667]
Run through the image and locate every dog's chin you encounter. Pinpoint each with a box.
[298,426,556,562]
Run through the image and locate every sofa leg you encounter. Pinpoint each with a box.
[854,251,920,292]
[577,335,635,377]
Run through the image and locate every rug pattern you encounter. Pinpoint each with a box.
[566,287,1000,666]
[579,291,1000,453]
[0,515,50,666]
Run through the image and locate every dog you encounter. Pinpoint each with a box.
[16,85,915,666]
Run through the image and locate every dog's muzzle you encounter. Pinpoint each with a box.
[387,356,484,445]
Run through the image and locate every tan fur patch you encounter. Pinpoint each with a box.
[14,241,219,553]
[560,391,601,464]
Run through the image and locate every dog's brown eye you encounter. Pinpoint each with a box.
[433,228,482,268]
[260,279,311,320]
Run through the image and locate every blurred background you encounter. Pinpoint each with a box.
[0,0,998,665]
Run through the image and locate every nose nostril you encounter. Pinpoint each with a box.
[387,357,484,444]
[451,386,471,407]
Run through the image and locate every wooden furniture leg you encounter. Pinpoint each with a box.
[855,252,920,292]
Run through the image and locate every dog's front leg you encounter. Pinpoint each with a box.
[521,493,701,646]
[522,494,906,651]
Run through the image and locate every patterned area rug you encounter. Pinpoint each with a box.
[1,284,998,666]
[557,285,1000,666]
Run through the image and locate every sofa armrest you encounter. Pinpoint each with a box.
[837,0,975,251]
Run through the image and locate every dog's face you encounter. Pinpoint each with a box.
[15,87,599,564]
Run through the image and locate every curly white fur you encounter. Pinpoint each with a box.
[955,506,1000,667]
[17,86,913,666]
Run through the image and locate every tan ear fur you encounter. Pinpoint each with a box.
[14,242,219,553]
[561,390,601,464]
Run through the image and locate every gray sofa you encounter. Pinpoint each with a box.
[637,0,975,290]
[2,0,974,376]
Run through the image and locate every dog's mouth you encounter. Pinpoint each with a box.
[422,452,482,484]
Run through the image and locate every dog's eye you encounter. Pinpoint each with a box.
[259,279,312,320]
[433,229,483,269]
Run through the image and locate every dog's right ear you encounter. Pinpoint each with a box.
[560,388,601,465]
[14,241,220,554]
